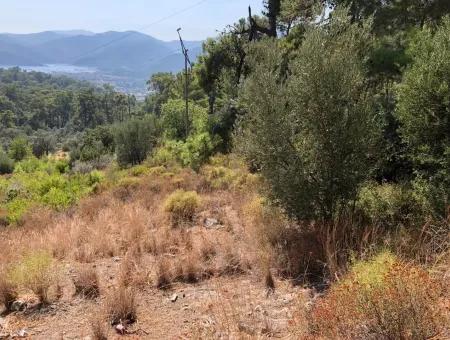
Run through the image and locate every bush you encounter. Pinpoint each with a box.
[129,165,150,177]
[7,250,56,305]
[396,17,450,216]
[357,182,429,229]
[32,131,56,158]
[201,155,260,191]
[115,116,160,167]
[8,137,31,162]
[161,99,208,141]
[179,132,219,171]
[0,150,14,174]
[164,190,201,226]
[311,251,447,339]
[71,126,115,164]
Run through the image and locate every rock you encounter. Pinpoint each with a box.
[170,294,178,303]
[115,323,126,335]
[113,257,121,262]
[204,218,220,229]
[15,329,28,338]
[0,333,9,340]
[11,300,26,312]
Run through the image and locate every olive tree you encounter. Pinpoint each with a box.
[114,116,160,167]
[396,17,450,216]
[236,9,380,222]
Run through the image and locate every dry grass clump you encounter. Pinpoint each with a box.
[164,189,201,226]
[155,257,172,289]
[105,286,137,326]
[243,196,325,283]
[172,255,202,284]
[90,313,108,340]
[73,267,100,299]
[117,250,149,288]
[0,274,17,312]
[7,250,59,305]
[311,251,448,339]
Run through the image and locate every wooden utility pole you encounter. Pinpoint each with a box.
[177,28,192,139]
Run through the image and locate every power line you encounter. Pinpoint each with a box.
[70,0,208,63]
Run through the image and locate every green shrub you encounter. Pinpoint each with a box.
[88,170,104,186]
[55,160,69,174]
[0,158,103,224]
[164,190,201,226]
[5,198,30,224]
[32,131,56,158]
[8,137,31,162]
[115,116,160,167]
[396,17,450,216]
[161,99,209,140]
[0,150,14,174]
[150,141,183,168]
[41,187,73,209]
[179,132,219,171]
[357,182,429,229]
[129,165,150,177]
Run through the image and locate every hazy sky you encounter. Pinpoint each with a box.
[0,0,265,41]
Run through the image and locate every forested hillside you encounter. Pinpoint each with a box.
[0,1,449,339]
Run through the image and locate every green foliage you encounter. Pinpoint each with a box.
[115,116,160,167]
[161,99,209,141]
[201,155,260,191]
[145,72,176,116]
[357,182,429,229]
[8,137,31,162]
[237,9,380,221]
[32,131,56,158]
[70,125,115,164]
[0,158,104,224]
[349,251,397,289]
[179,132,220,171]
[0,150,14,174]
[164,189,201,225]
[396,17,450,216]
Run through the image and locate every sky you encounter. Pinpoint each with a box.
[0,0,265,41]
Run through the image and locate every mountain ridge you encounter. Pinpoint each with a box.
[0,30,203,78]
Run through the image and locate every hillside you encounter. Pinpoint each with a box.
[0,30,203,78]
[1,1,450,339]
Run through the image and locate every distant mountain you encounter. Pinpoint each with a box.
[0,30,203,78]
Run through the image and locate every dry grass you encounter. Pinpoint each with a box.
[155,257,172,289]
[73,267,100,299]
[7,250,59,306]
[104,286,137,326]
[191,279,308,339]
[0,275,17,312]
[0,158,447,338]
[90,313,108,340]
